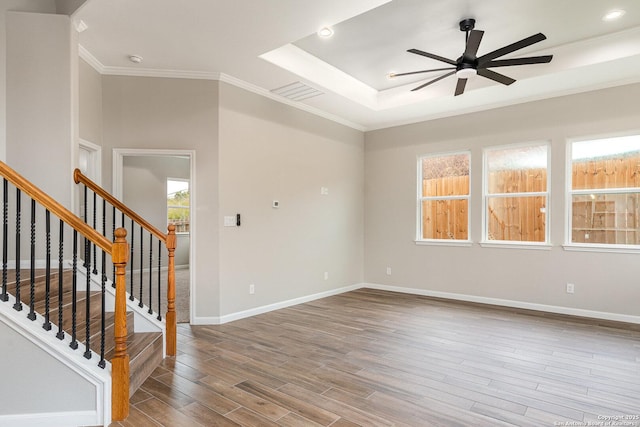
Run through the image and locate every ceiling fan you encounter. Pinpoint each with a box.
[390,19,553,96]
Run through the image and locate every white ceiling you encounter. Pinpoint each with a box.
[75,0,640,131]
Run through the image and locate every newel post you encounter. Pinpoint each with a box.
[111,228,130,421]
[166,224,177,356]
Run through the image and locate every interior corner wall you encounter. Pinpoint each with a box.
[364,83,640,317]
[79,58,102,145]
[217,82,364,317]
[5,10,76,207]
[101,75,219,318]
[0,1,56,162]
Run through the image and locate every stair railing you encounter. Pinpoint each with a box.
[0,161,131,421]
[73,169,177,356]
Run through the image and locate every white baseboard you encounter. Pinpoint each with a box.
[192,283,363,325]
[192,282,640,326]
[0,410,100,427]
[362,283,640,325]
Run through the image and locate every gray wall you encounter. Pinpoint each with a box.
[123,155,190,267]
[364,83,640,317]
[0,320,96,416]
[101,75,219,317]
[6,11,77,206]
[218,83,364,316]
[0,0,56,162]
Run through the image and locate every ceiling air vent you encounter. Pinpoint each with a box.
[271,82,323,101]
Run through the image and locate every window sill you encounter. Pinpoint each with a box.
[480,241,552,250]
[415,240,473,247]
[562,244,640,254]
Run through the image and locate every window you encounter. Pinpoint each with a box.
[417,152,470,241]
[568,135,640,247]
[484,143,549,244]
[167,179,190,233]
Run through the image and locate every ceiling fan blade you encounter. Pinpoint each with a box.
[482,55,553,68]
[454,78,467,96]
[464,30,484,58]
[477,68,515,86]
[477,33,547,65]
[391,67,456,78]
[408,49,457,66]
[411,71,456,91]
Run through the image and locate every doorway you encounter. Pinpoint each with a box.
[113,149,195,324]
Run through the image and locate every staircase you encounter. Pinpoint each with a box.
[0,161,177,426]
[9,269,163,397]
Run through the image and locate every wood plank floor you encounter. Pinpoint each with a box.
[110,289,640,426]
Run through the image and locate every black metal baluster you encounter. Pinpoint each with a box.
[83,184,88,269]
[27,199,36,320]
[13,189,22,311]
[1,179,8,302]
[56,220,64,340]
[157,239,162,320]
[99,249,106,368]
[84,232,92,359]
[139,226,143,308]
[148,233,153,314]
[70,229,78,350]
[43,210,51,330]
[92,191,97,275]
[129,219,134,301]
[102,199,107,282]
[111,206,116,288]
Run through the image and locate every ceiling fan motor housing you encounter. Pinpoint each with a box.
[459,18,476,32]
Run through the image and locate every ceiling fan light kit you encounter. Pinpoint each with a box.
[393,18,553,96]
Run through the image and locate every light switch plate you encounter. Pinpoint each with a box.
[224,216,236,227]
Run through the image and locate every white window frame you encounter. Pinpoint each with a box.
[564,134,640,253]
[481,141,551,249]
[167,177,190,235]
[416,150,471,246]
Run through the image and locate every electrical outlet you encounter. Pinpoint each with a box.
[324,272,329,280]
[249,284,255,294]
[566,283,574,294]
[386,267,392,275]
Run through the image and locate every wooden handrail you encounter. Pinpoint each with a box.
[74,168,167,243]
[1,162,112,253]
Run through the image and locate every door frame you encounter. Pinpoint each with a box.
[113,148,196,324]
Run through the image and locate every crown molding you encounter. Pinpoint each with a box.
[78,45,104,74]
[76,47,365,132]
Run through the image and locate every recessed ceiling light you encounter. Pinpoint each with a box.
[317,27,334,38]
[603,9,626,21]
[128,55,143,64]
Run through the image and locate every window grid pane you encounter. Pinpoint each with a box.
[487,196,546,242]
[487,145,547,194]
[421,154,469,197]
[421,199,468,240]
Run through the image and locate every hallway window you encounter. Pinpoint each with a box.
[167,178,190,233]
[417,151,470,241]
